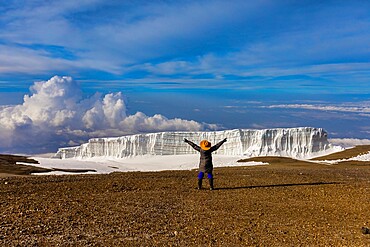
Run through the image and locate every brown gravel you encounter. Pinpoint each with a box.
[311,145,370,160]
[1,159,370,246]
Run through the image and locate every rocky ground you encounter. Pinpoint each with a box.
[0,154,50,176]
[0,154,96,176]
[1,150,370,246]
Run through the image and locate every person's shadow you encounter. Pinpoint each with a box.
[215,182,340,190]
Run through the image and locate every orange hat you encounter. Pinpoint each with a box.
[200,140,211,150]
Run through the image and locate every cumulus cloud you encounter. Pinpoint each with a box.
[0,76,218,154]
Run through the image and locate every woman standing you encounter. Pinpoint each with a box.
[184,138,227,190]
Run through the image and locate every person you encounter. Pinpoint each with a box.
[184,138,227,190]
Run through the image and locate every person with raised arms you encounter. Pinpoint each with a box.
[184,138,227,190]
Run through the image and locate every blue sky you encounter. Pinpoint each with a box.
[0,0,370,153]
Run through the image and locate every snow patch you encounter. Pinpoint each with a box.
[350,151,370,161]
[32,155,267,175]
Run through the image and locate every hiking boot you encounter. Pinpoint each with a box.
[197,179,202,190]
[208,178,214,190]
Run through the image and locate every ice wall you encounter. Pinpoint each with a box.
[54,127,339,159]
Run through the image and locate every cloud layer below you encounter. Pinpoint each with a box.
[329,138,370,148]
[263,104,370,115]
[0,76,217,153]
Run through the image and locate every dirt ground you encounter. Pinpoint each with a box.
[1,158,370,246]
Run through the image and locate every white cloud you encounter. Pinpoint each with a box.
[0,76,218,153]
[329,138,370,148]
[1,0,369,91]
[0,0,262,75]
[263,104,370,114]
[0,45,71,74]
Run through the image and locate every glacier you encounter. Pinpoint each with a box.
[54,127,340,159]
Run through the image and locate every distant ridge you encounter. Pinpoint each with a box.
[311,145,370,160]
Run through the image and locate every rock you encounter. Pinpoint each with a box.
[361,227,370,234]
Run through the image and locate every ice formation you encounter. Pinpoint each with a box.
[54,127,340,159]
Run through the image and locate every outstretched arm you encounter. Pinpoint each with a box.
[184,138,201,152]
[210,138,227,152]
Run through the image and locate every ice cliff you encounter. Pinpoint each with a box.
[54,127,340,159]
